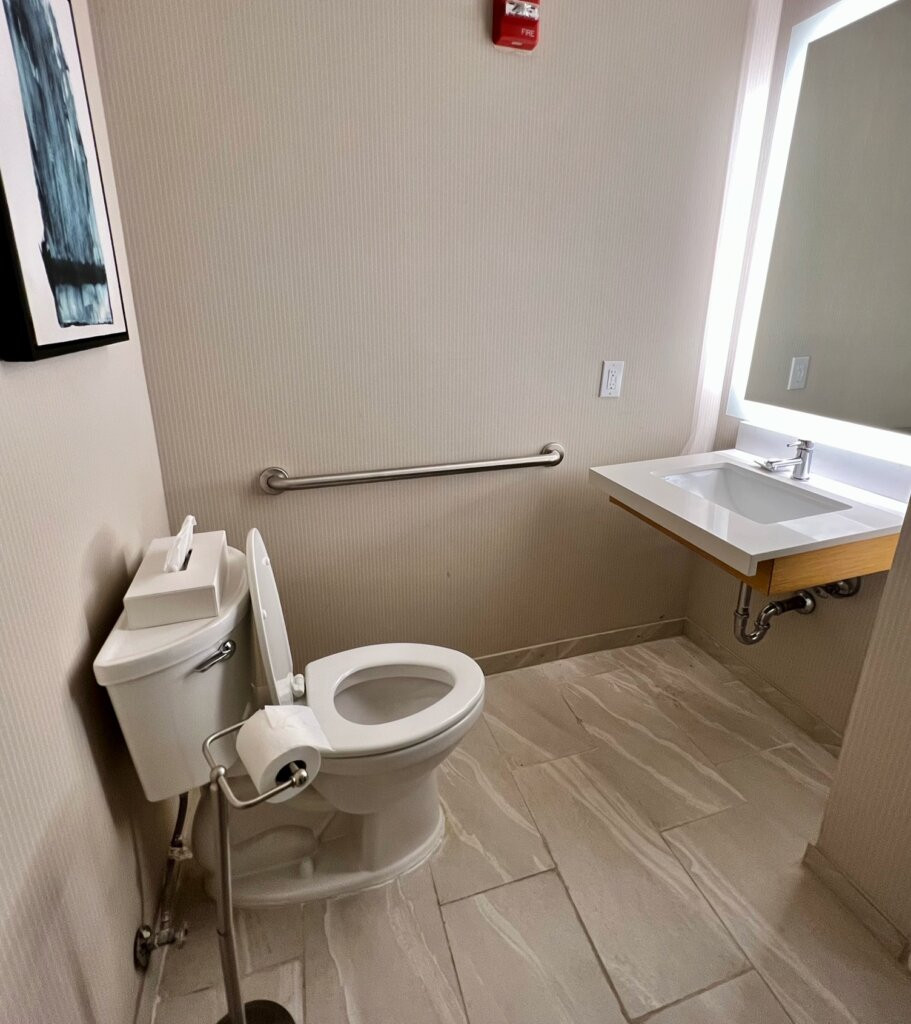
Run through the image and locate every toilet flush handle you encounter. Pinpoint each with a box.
[195,639,237,673]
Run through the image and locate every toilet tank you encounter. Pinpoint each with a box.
[94,547,252,802]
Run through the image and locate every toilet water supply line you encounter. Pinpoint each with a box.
[733,578,862,645]
[134,791,193,969]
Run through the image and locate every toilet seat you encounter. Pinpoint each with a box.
[305,643,484,758]
[246,529,484,761]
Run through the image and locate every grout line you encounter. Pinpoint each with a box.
[436,867,559,909]
[630,964,757,1023]
[465,636,811,1024]
[547,859,637,1024]
[506,747,599,776]
[428,861,472,1023]
[656,799,745,835]
[481,712,600,768]
[655,821,778,1016]
[500,738,717,1024]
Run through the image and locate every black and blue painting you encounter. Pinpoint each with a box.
[3,0,112,327]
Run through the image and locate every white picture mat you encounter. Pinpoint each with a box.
[0,0,125,345]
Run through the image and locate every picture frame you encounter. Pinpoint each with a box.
[1,0,127,360]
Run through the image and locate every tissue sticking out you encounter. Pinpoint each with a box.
[164,515,197,573]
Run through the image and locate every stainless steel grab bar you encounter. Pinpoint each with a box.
[259,442,565,494]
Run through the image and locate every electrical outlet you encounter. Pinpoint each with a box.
[600,360,624,398]
[788,355,810,390]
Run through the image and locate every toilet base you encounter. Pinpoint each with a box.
[196,771,447,908]
[215,806,445,908]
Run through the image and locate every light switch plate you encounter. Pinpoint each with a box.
[788,355,810,390]
[600,360,624,398]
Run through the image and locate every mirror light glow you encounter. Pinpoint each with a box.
[727,0,911,464]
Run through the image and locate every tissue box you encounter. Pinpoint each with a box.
[124,530,228,629]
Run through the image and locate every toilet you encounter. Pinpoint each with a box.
[94,529,485,907]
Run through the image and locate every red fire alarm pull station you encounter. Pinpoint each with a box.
[493,0,540,51]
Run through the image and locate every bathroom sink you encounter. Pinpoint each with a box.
[589,449,905,577]
[661,464,850,524]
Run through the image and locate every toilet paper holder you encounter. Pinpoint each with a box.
[202,721,312,1024]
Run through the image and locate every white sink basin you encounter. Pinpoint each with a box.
[589,450,905,576]
[662,464,850,524]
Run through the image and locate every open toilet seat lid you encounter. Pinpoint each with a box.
[246,528,298,706]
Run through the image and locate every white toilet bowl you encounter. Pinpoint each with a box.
[193,529,485,906]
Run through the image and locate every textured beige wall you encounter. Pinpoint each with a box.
[87,0,750,665]
[817,508,911,939]
[689,0,888,737]
[0,5,171,1023]
[686,560,887,736]
[746,0,911,430]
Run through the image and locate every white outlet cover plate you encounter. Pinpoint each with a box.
[787,355,810,390]
[600,360,624,398]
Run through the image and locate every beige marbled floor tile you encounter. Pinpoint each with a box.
[716,744,831,842]
[483,667,596,767]
[612,644,808,764]
[514,755,747,1018]
[744,681,843,754]
[684,622,843,750]
[442,871,625,1024]
[720,676,842,767]
[665,803,911,1024]
[545,648,629,677]
[153,987,221,1024]
[432,719,552,904]
[646,971,791,1024]
[487,660,587,685]
[618,636,738,685]
[304,864,466,1024]
[237,903,304,974]
[562,676,743,830]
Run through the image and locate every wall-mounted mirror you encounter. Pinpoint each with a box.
[731,0,911,437]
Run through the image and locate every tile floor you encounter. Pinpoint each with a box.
[153,637,911,1024]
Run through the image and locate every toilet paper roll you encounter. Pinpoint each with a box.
[235,706,328,803]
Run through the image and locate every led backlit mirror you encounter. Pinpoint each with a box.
[734,0,911,436]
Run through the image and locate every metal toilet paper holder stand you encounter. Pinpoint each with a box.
[202,722,311,1024]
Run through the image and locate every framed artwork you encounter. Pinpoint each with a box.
[1,0,127,360]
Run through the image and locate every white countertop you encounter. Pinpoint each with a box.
[590,449,906,576]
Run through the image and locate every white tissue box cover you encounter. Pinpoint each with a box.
[124,530,228,629]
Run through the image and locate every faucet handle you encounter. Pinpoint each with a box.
[788,438,814,450]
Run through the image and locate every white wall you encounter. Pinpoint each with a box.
[816,507,911,941]
[0,5,172,1022]
[86,0,751,664]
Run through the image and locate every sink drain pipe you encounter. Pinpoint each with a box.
[734,582,816,645]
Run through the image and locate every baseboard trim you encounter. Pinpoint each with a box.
[804,844,909,963]
[476,618,685,675]
[683,619,842,754]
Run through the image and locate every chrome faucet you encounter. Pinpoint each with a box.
[755,439,814,481]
